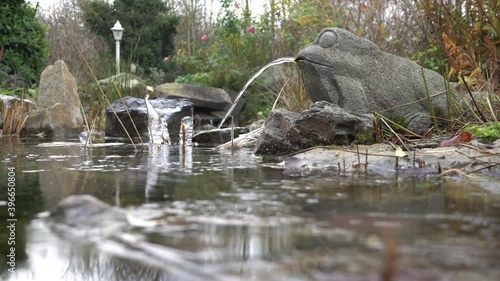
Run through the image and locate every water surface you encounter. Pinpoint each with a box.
[0,138,499,281]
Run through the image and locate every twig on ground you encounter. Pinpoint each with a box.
[461,73,487,123]
[379,117,411,152]
[439,168,473,178]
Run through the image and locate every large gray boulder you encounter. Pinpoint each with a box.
[105,96,193,142]
[296,28,452,134]
[22,60,84,136]
[255,101,372,156]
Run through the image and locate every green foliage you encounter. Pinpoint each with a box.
[168,0,276,92]
[466,122,500,142]
[354,129,375,144]
[0,86,32,98]
[144,67,167,86]
[175,72,210,87]
[0,1,49,86]
[281,0,344,52]
[412,45,446,73]
[239,90,274,125]
[80,0,179,73]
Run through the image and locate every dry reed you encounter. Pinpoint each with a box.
[1,98,31,135]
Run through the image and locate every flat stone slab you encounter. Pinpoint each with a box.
[285,141,500,192]
[155,83,232,110]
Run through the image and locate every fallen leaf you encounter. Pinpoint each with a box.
[395,146,408,157]
[440,131,473,147]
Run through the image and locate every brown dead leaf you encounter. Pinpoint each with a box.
[440,131,473,147]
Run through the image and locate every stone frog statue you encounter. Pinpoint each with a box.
[296,28,452,134]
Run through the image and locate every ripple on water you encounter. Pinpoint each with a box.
[37,142,125,147]
[4,142,500,281]
[22,169,45,173]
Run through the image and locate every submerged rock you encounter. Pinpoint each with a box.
[255,101,372,155]
[105,96,193,142]
[50,195,127,229]
[296,28,454,134]
[49,195,168,234]
[22,60,84,137]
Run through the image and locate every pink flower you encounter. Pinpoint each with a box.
[234,2,240,8]
[246,26,255,33]
[201,35,208,41]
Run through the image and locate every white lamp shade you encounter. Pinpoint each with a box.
[111,20,124,40]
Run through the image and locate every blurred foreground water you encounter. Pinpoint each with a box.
[0,138,499,281]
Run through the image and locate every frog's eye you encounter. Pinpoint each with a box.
[318,30,338,48]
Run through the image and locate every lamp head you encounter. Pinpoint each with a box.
[111,20,124,40]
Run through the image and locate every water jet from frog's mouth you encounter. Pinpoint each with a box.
[217,57,296,129]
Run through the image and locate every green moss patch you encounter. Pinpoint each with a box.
[466,122,500,142]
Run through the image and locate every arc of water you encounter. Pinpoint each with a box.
[179,116,194,146]
[217,57,296,129]
[145,94,157,143]
[145,94,160,120]
[145,94,170,144]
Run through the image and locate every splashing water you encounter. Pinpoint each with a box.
[79,131,89,145]
[179,116,194,146]
[217,57,296,129]
[145,95,171,144]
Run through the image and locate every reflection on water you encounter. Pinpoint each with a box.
[0,138,499,281]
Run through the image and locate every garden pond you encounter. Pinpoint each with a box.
[0,137,499,281]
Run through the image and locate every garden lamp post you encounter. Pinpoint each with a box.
[111,20,124,76]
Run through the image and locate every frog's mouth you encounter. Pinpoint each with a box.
[295,56,333,69]
[295,53,336,81]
